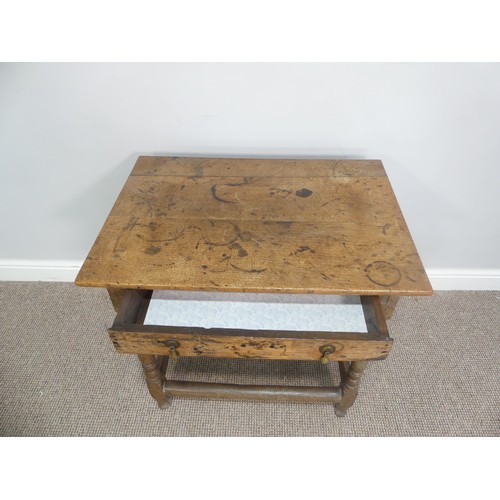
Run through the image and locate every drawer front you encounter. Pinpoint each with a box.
[109,290,393,361]
[109,329,392,361]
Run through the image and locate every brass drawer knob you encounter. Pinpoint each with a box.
[166,340,180,358]
[319,345,336,364]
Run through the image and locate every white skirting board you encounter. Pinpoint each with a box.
[0,260,83,282]
[0,260,499,291]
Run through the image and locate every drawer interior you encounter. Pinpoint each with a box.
[144,290,368,333]
[109,290,392,361]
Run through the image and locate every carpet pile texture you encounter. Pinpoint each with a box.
[1,283,498,436]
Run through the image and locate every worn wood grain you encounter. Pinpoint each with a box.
[131,156,387,178]
[109,329,393,361]
[76,156,432,293]
[107,175,409,223]
[77,214,429,294]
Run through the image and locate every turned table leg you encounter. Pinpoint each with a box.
[138,354,170,409]
[107,289,170,408]
[335,361,369,417]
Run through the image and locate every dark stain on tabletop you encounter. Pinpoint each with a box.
[274,221,294,229]
[295,188,313,198]
[229,242,248,257]
[365,260,402,287]
[145,246,161,255]
[211,184,236,204]
[230,263,267,273]
[295,245,315,254]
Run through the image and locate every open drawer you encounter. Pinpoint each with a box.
[109,290,393,362]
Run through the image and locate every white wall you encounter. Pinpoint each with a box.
[1,63,499,288]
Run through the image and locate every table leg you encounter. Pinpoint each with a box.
[335,360,369,417]
[159,355,169,381]
[379,295,399,320]
[107,288,128,313]
[138,354,170,409]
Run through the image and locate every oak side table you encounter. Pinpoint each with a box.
[75,156,432,416]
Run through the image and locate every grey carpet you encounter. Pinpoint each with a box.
[0,282,498,436]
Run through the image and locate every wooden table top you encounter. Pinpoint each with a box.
[75,156,432,296]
